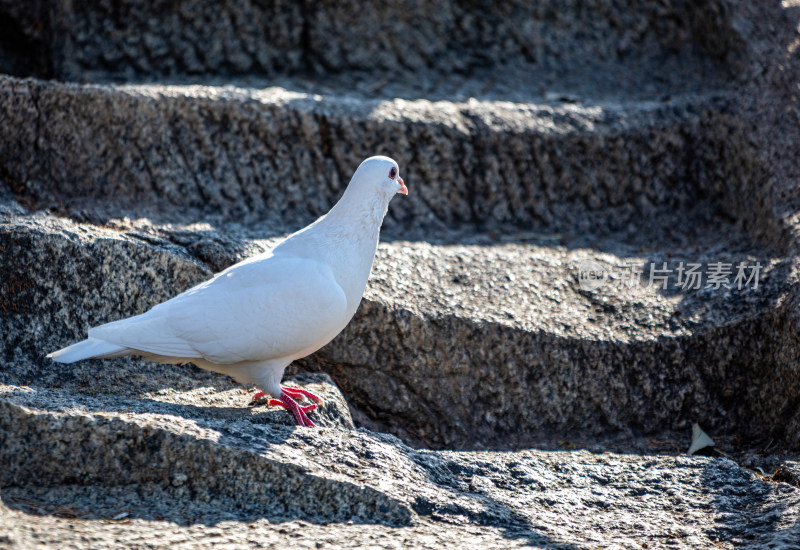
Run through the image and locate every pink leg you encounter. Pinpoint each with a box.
[281,385,324,405]
[249,385,324,426]
[251,386,323,405]
[268,390,317,427]
[267,399,317,414]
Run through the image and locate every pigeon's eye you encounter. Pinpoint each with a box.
[389,167,397,179]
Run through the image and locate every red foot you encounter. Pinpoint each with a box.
[281,385,324,406]
[250,386,323,405]
[269,391,317,427]
[267,399,316,413]
[250,385,323,426]
[251,391,268,402]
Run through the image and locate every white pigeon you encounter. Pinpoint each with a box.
[47,156,408,427]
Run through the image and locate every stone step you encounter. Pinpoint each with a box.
[0,396,411,525]
[322,239,797,448]
[0,75,784,250]
[2,205,797,449]
[3,1,800,546]
[0,0,740,95]
[1,1,797,451]
[6,391,795,548]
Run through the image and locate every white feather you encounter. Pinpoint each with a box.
[46,338,129,363]
[47,156,406,400]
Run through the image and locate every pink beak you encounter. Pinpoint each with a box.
[398,176,408,195]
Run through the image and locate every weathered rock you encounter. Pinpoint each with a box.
[3,390,800,548]
[0,2,797,449]
[0,74,782,246]
[3,191,799,449]
[0,0,741,93]
[3,0,800,547]
[0,387,800,548]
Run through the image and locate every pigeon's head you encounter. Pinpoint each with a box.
[352,156,408,197]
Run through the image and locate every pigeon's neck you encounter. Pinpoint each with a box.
[324,185,394,233]
[313,187,393,266]
[276,186,395,310]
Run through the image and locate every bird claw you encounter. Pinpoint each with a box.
[275,391,317,427]
[251,391,268,402]
[251,386,323,406]
[281,385,325,406]
[249,386,321,426]
[267,399,317,413]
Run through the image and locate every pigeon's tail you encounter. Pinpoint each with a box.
[46,338,130,363]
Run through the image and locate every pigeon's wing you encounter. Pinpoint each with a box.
[89,255,348,364]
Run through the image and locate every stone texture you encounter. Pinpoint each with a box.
[3,389,800,549]
[2,0,800,547]
[0,0,739,94]
[0,75,781,246]
[3,192,799,450]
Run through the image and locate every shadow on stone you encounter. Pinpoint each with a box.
[700,458,800,546]
[0,400,412,526]
[407,449,582,548]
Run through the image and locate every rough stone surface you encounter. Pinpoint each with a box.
[3,192,799,450]
[0,0,739,94]
[3,390,800,549]
[0,75,781,245]
[2,0,800,547]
